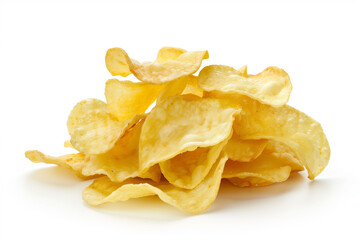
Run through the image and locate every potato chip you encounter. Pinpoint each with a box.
[198,65,292,107]
[139,95,240,171]
[230,95,329,179]
[224,133,267,162]
[105,79,164,121]
[67,99,144,155]
[159,137,229,189]
[25,150,91,179]
[223,141,303,187]
[105,47,209,84]
[82,152,228,214]
[82,119,161,183]
[26,121,161,183]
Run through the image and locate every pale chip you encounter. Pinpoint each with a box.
[139,95,240,171]
[67,99,145,155]
[82,119,161,183]
[198,65,292,107]
[82,152,228,214]
[231,96,329,179]
[159,137,229,189]
[223,141,303,187]
[25,150,91,179]
[105,47,209,84]
[26,121,161,183]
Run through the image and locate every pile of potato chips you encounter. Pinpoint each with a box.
[26,47,330,214]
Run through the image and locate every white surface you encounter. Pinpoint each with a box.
[0,0,359,239]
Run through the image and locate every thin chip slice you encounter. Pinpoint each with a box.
[159,137,229,189]
[206,92,329,179]
[82,119,161,183]
[25,150,92,179]
[105,48,131,77]
[226,168,291,187]
[223,141,303,187]
[228,95,328,179]
[224,133,267,162]
[198,65,292,107]
[82,152,228,214]
[25,126,161,183]
[181,75,203,97]
[67,99,144,155]
[105,47,209,84]
[105,79,164,121]
[139,95,240,171]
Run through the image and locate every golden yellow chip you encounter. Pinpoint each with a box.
[67,99,144,155]
[223,141,304,187]
[159,137,229,189]
[139,95,240,171]
[198,65,292,107]
[82,119,161,183]
[230,96,329,179]
[25,151,92,179]
[224,133,267,162]
[105,47,209,84]
[105,79,164,121]
[25,121,161,183]
[82,152,228,214]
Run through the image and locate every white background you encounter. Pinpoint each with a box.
[1,0,359,239]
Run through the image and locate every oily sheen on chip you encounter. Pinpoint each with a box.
[25,46,330,214]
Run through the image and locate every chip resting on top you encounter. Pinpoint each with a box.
[105,47,209,84]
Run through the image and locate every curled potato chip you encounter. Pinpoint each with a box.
[223,141,303,187]
[224,133,267,162]
[105,47,209,84]
[198,65,292,107]
[229,96,329,179]
[25,150,92,179]
[139,95,240,171]
[83,152,228,214]
[159,137,229,189]
[25,121,161,183]
[105,79,164,121]
[82,119,161,183]
[67,99,144,155]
